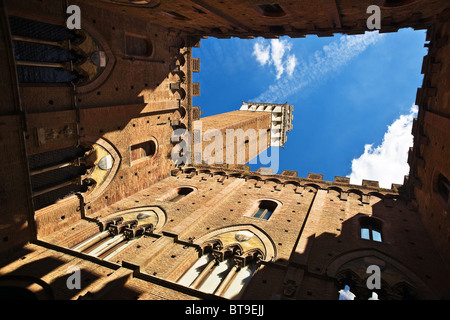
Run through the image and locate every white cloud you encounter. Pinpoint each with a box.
[348,104,418,188]
[285,54,298,77]
[252,38,297,79]
[253,41,270,65]
[252,31,385,103]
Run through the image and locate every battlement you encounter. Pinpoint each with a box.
[174,164,406,196]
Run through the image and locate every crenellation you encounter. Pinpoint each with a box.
[185,164,402,195]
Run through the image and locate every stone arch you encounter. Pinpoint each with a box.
[222,243,245,257]
[201,239,223,253]
[348,189,364,201]
[79,136,121,202]
[245,175,262,182]
[326,249,435,299]
[97,205,166,232]
[172,87,186,100]
[264,178,281,184]
[328,186,343,193]
[175,106,187,119]
[74,19,116,94]
[283,180,299,191]
[327,186,342,199]
[368,191,384,199]
[194,225,277,262]
[368,191,385,205]
[303,183,320,193]
[285,180,301,187]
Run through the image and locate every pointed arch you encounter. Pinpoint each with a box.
[326,249,436,299]
[80,136,121,202]
[194,225,277,262]
[75,19,116,94]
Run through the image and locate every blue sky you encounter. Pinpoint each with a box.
[192,28,427,188]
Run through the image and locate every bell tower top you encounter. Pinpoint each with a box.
[240,102,294,147]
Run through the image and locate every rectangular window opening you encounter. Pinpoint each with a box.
[361,227,370,240]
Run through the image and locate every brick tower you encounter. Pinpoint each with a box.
[190,102,293,167]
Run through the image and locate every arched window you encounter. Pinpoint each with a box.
[360,218,383,242]
[436,174,450,207]
[130,139,157,163]
[169,187,194,202]
[125,33,153,57]
[9,16,83,84]
[253,200,278,220]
